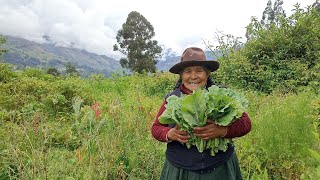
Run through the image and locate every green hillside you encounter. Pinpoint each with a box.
[2,35,123,77]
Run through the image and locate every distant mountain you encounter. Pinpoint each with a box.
[2,35,123,77]
[1,35,221,76]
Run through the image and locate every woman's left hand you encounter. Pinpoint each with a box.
[193,119,227,140]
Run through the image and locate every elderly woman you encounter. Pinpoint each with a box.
[151,47,251,180]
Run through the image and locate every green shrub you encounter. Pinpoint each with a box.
[238,90,319,179]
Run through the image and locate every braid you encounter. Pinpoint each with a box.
[205,77,214,89]
[173,77,182,90]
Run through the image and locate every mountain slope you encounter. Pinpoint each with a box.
[2,35,123,77]
[1,35,221,75]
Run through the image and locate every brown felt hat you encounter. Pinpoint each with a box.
[169,47,220,74]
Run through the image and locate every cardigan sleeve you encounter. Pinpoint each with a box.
[151,100,172,142]
[224,112,252,138]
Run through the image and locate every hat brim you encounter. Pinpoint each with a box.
[169,60,220,74]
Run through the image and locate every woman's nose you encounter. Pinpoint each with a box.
[190,71,197,79]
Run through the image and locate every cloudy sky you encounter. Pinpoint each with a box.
[0,0,316,59]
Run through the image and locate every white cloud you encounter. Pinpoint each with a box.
[0,2,43,42]
[0,0,316,58]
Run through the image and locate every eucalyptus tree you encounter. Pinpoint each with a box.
[273,0,286,27]
[313,0,320,11]
[261,0,274,28]
[261,0,286,29]
[114,11,162,73]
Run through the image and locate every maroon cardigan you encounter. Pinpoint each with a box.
[151,85,252,142]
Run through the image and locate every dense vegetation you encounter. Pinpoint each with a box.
[0,64,319,179]
[0,1,320,179]
[212,5,320,94]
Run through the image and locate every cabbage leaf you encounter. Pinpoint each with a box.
[159,85,248,156]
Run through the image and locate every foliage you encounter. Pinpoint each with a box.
[313,1,320,11]
[260,0,286,29]
[214,4,320,93]
[47,67,60,76]
[0,35,7,58]
[301,120,320,179]
[0,65,319,179]
[237,91,319,179]
[261,0,275,29]
[207,31,243,58]
[113,11,162,73]
[0,63,17,83]
[65,62,79,76]
[0,66,88,124]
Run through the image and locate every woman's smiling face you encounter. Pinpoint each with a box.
[181,66,210,92]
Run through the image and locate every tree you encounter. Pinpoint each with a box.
[313,0,320,11]
[247,0,286,40]
[261,0,275,28]
[243,6,320,93]
[245,17,263,41]
[260,0,286,29]
[47,67,61,76]
[113,11,162,73]
[273,0,286,27]
[0,35,8,60]
[65,62,79,76]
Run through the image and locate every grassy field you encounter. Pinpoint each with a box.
[0,67,319,179]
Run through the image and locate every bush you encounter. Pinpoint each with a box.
[237,90,319,179]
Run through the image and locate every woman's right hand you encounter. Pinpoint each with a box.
[167,126,189,143]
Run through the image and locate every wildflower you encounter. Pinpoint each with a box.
[90,102,102,119]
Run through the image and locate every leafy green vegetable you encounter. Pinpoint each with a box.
[159,85,248,156]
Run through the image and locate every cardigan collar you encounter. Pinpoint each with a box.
[180,84,193,95]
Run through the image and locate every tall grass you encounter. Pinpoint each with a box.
[236,91,319,179]
[0,66,319,179]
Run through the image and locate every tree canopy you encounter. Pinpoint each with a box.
[113,11,162,73]
[260,0,286,29]
[216,3,320,93]
[47,67,61,76]
[0,35,8,59]
[65,62,79,76]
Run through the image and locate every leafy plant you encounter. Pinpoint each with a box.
[159,86,248,155]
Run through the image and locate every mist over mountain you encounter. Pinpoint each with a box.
[2,35,123,77]
[1,35,220,76]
